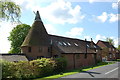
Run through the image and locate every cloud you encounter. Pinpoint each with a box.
[97,12,108,23]
[44,24,56,34]
[84,36,91,40]
[40,0,85,24]
[112,2,118,9]
[88,0,117,3]
[89,0,96,3]
[95,34,118,47]
[0,21,17,53]
[95,34,106,41]
[95,12,119,23]
[109,13,118,22]
[14,0,85,24]
[66,27,84,37]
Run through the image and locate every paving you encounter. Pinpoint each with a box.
[61,62,120,79]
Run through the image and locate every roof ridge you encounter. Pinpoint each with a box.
[49,34,85,42]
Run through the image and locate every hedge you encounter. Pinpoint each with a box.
[1,57,67,79]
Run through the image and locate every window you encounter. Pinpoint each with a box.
[58,42,63,46]
[87,44,89,48]
[96,50,98,52]
[113,54,115,57]
[109,48,111,51]
[74,43,78,46]
[28,47,31,52]
[39,47,42,52]
[67,42,71,46]
[109,54,112,58]
[63,42,67,46]
[50,40,52,45]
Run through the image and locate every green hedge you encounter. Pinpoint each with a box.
[1,60,15,78]
[1,57,67,79]
[30,58,56,77]
[54,57,67,74]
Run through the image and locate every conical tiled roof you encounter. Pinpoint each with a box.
[21,11,50,46]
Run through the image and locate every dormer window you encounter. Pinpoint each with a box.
[28,47,31,52]
[63,42,67,46]
[74,43,78,46]
[58,42,63,46]
[87,44,89,48]
[67,42,71,46]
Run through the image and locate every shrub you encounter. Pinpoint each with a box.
[0,60,15,78]
[14,61,39,78]
[54,57,67,74]
[1,57,67,78]
[30,58,56,77]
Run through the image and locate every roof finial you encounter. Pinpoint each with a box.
[91,38,93,42]
[35,11,41,21]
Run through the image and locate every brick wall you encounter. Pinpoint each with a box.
[21,46,50,60]
[63,53,96,70]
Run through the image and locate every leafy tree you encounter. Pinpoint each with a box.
[118,45,120,50]
[0,0,21,22]
[8,24,31,53]
[106,38,114,45]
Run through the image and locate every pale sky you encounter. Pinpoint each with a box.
[0,0,119,53]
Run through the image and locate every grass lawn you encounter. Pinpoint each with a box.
[116,59,120,62]
[33,61,116,80]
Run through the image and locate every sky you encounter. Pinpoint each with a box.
[0,0,119,53]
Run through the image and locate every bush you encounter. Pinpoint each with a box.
[0,60,15,78]
[14,61,39,78]
[30,58,56,77]
[1,57,67,78]
[54,57,67,74]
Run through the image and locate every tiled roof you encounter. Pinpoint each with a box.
[0,54,28,62]
[21,11,50,47]
[98,40,115,48]
[49,34,100,53]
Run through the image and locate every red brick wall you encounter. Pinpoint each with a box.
[64,54,96,70]
[21,46,49,60]
[63,54,74,70]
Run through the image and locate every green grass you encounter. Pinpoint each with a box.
[33,61,115,80]
[116,59,120,62]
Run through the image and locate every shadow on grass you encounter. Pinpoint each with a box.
[33,61,115,80]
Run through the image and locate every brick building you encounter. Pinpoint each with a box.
[21,11,102,69]
[97,40,119,61]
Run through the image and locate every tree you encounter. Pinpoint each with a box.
[8,24,31,53]
[118,45,120,50]
[0,0,21,22]
[106,38,114,45]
